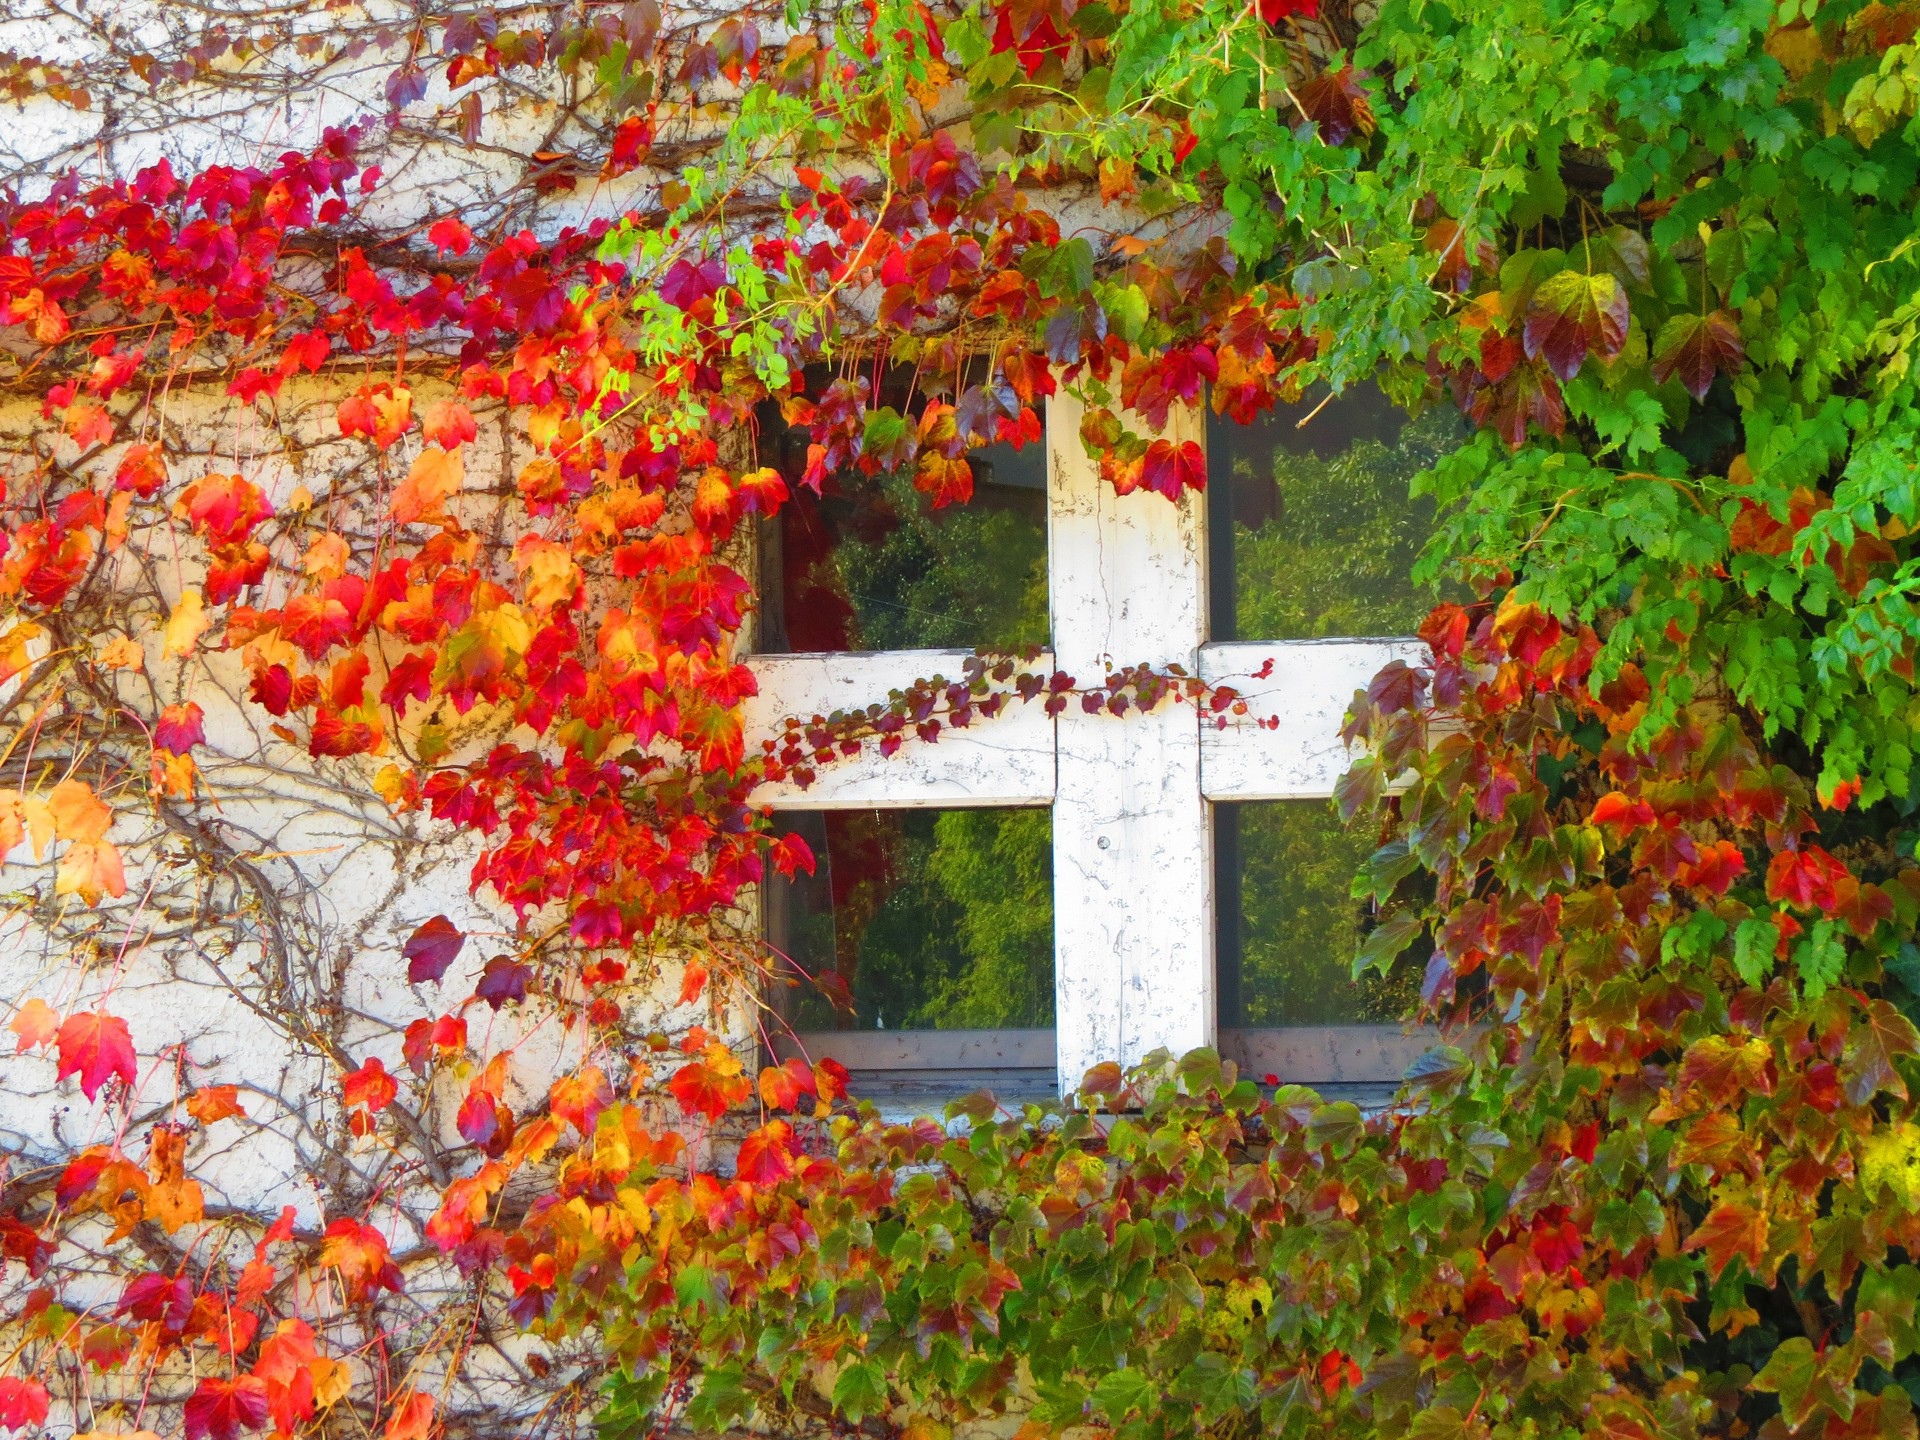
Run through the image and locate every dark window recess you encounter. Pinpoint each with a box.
[1214,800,1424,1028]
[755,406,1049,654]
[1206,383,1468,642]
[766,807,1055,1037]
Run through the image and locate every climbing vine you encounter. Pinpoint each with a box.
[8,0,1920,1438]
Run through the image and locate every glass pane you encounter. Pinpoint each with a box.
[1207,384,1466,641]
[767,807,1054,1032]
[1215,800,1421,1026]
[757,412,1049,654]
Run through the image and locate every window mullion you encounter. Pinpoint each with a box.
[1046,389,1215,1093]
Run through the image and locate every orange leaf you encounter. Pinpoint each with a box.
[1685,1193,1770,1279]
[420,399,477,449]
[9,997,58,1052]
[58,839,128,902]
[147,1175,205,1233]
[384,1390,435,1440]
[380,1390,433,1440]
[185,1085,248,1124]
[341,1056,398,1113]
[317,1217,401,1299]
[391,446,464,525]
[48,778,113,841]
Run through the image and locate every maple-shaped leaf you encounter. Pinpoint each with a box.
[1766,845,1849,911]
[184,1375,271,1440]
[0,1377,50,1434]
[550,1066,612,1135]
[338,384,413,448]
[914,450,973,509]
[186,1085,247,1124]
[1461,356,1566,450]
[1297,64,1374,145]
[342,1056,399,1113]
[9,997,57,1052]
[1685,1193,1770,1278]
[758,1056,818,1112]
[669,1044,751,1120]
[1651,311,1745,400]
[155,700,206,753]
[475,954,532,1009]
[390,445,464,524]
[1677,1033,1774,1107]
[683,700,744,772]
[814,1056,851,1105]
[55,1011,137,1100]
[1843,999,1920,1106]
[427,218,472,255]
[55,837,127,904]
[736,1120,796,1185]
[403,915,466,983]
[1522,270,1629,381]
[176,473,274,547]
[48,778,112,842]
[317,1217,403,1299]
[148,1173,206,1233]
[384,1389,436,1440]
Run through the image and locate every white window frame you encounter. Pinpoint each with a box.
[742,390,1433,1096]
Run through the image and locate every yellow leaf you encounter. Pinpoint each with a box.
[147,1175,205,1233]
[163,586,210,658]
[304,531,350,579]
[391,445,464,524]
[57,839,127,903]
[20,796,54,858]
[0,621,44,682]
[312,1356,352,1408]
[373,764,410,807]
[526,401,567,452]
[97,635,145,671]
[512,535,581,611]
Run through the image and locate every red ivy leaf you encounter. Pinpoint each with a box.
[0,1377,50,1433]
[475,955,532,1009]
[55,1010,137,1100]
[154,700,206,754]
[1522,270,1629,381]
[758,1057,818,1112]
[1652,311,1745,401]
[403,915,466,983]
[184,1375,271,1440]
[668,1049,752,1120]
[736,1120,796,1184]
[342,1056,398,1113]
[1297,64,1374,146]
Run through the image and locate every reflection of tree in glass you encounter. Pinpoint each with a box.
[816,466,1049,653]
[1235,801,1419,1026]
[783,808,1053,1032]
[1234,405,1463,640]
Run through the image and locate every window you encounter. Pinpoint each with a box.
[755,399,1048,654]
[745,383,1445,1099]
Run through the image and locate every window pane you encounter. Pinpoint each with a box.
[1207,384,1466,641]
[767,807,1054,1032]
[757,413,1049,654]
[1215,800,1421,1027]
